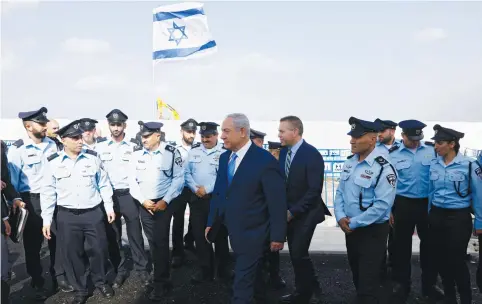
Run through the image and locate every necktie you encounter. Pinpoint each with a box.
[285,148,292,177]
[228,153,238,186]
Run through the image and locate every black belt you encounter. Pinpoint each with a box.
[113,189,130,196]
[58,203,101,215]
[431,205,471,213]
[20,192,40,199]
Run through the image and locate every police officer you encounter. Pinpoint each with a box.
[7,107,70,300]
[428,124,482,304]
[95,109,150,288]
[250,131,287,290]
[267,141,282,160]
[388,120,443,301]
[185,122,231,283]
[171,118,198,267]
[80,118,106,150]
[41,120,115,304]
[374,119,401,157]
[334,117,397,303]
[127,122,184,301]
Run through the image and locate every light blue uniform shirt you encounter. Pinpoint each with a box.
[185,142,223,194]
[388,141,436,198]
[429,153,482,229]
[128,142,184,204]
[8,137,59,193]
[95,137,135,190]
[334,149,397,229]
[375,139,401,158]
[40,149,114,225]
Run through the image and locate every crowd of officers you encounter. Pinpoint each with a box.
[1,107,482,304]
[333,117,482,304]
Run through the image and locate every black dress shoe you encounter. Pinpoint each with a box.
[279,292,311,304]
[112,274,127,289]
[191,270,214,284]
[184,242,196,253]
[422,285,444,302]
[71,295,88,304]
[269,274,286,290]
[98,284,114,298]
[217,268,234,281]
[171,256,184,268]
[54,279,74,293]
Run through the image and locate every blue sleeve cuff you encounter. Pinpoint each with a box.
[348,220,360,230]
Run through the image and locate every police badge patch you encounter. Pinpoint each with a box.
[386,174,397,188]
[175,157,183,167]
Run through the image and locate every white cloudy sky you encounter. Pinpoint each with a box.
[1,0,482,122]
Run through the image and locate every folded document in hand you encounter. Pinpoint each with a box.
[9,206,28,243]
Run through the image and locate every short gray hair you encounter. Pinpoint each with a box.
[225,113,250,134]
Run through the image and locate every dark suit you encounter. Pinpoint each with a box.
[208,142,287,303]
[279,139,327,299]
[1,141,19,233]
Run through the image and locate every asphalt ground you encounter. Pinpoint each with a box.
[5,239,482,304]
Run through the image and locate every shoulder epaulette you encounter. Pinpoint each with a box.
[12,139,24,148]
[133,145,142,152]
[347,154,354,159]
[375,156,389,166]
[167,141,177,146]
[388,145,400,154]
[425,141,434,146]
[165,145,175,153]
[96,137,107,143]
[47,153,59,162]
[192,142,201,149]
[85,149,98,156]
[130,138,138,144]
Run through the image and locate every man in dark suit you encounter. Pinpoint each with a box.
[278,116,329,303]
[205,113,287,304]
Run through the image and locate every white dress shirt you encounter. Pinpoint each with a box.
[230,140,252,174]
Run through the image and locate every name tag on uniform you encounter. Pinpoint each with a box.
[25,153,41,165]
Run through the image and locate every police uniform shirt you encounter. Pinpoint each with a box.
[387,141,435,198]
[7,137,59,193]
[40,149,114,226]
[95,138,135,190]
[128,142,184,204]
[334,149,397,229]
[429,153,482,229]
[83,142,97,151]
[176,143,192,164]
[375,139,401,157]
[185,142,223,194]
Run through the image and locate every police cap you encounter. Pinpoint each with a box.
[374,119,398,131]
[18,107,49,123]
[347,117,380,138]
[431,124,464,142]
[199,122,219,136]
[250,129,266,140]
[268,141,282,149]
[139,122,163,136]
[56,120,83,138]
[106,109,128,123]
[399,120,426,141]
[79,118,98,131]
[180,118,198,131]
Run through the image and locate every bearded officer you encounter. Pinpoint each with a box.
[128,122,184,301]
[95,109,150,288]
[171,118,199,267]
[334,117,397,304]
[41,120,115,304]
[7,107,72,299]
[185,122,232,283]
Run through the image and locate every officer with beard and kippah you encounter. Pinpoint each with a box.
[171,118,199,267]
[8,107,72,300]
[41,120,116,304]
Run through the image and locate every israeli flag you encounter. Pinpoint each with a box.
[152,2,217,63]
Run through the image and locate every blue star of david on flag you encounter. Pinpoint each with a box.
[167,22,188,46]
[152,2,217,62]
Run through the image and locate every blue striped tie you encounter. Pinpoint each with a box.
[285,148,292,178]
[228,153,237,186]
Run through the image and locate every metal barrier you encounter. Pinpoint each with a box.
[318,149,351,208]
